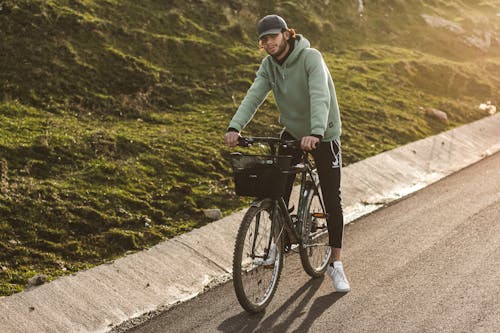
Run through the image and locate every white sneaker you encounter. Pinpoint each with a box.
[327,261,350,292]
[254,242,276,266]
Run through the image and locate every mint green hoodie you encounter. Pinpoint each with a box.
[228,34,341,141]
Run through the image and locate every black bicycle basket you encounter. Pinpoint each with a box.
[230,153,293,198]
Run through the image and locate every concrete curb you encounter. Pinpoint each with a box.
[1,113,499,332]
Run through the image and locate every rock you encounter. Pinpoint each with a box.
[421,14,464,34]
[465,32,492,51]
[141,216,152,224]
[479,101,496,115]
[28,274,48,287]
[203,208,222,221]
[425,108,448,124]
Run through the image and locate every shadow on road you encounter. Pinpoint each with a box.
[218,276,345,332]
[292,292,346,333]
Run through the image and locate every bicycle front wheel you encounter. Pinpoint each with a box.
[299,183,332,277]
[233,201,284,313]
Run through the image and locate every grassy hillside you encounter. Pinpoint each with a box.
[0,0,499,295]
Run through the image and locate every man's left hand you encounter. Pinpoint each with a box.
[300,136,319,151]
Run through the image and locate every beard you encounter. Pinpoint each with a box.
[266,36,289,59]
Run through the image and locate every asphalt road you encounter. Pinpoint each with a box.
[127,152,500,333]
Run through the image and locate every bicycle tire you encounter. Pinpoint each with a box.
[233,201,284,313]
[299,183,332,277]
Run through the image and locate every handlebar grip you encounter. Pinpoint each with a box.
[237,136,253,147]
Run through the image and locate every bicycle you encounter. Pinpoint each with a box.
[230,136,332,313]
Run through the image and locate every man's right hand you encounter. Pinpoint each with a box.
[224,131,240,147]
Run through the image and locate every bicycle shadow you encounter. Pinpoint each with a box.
[218,276,345,332]
[292,292,345,333]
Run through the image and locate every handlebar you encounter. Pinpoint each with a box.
[233,135,314,173]
[237,136,300,150]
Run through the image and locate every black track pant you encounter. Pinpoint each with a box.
[279,132,344,248]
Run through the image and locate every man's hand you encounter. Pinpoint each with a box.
[301,136,319,151]
[224,131,240,148]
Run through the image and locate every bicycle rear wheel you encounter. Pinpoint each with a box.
[233,201,284,313]
[299,183,332,277]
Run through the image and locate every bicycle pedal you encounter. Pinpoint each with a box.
[312,212,326,219]
[311,221,326,232]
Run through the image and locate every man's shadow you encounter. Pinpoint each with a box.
[292,292,345,333]
[218,276,345,332]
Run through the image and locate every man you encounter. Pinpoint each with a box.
[224,15,350,292]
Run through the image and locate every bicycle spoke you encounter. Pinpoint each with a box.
[299,186,332,277]
[233,203,283,312]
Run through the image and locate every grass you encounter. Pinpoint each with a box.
[0,0,499,295]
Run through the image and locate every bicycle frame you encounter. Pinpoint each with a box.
[248,149,327,251]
